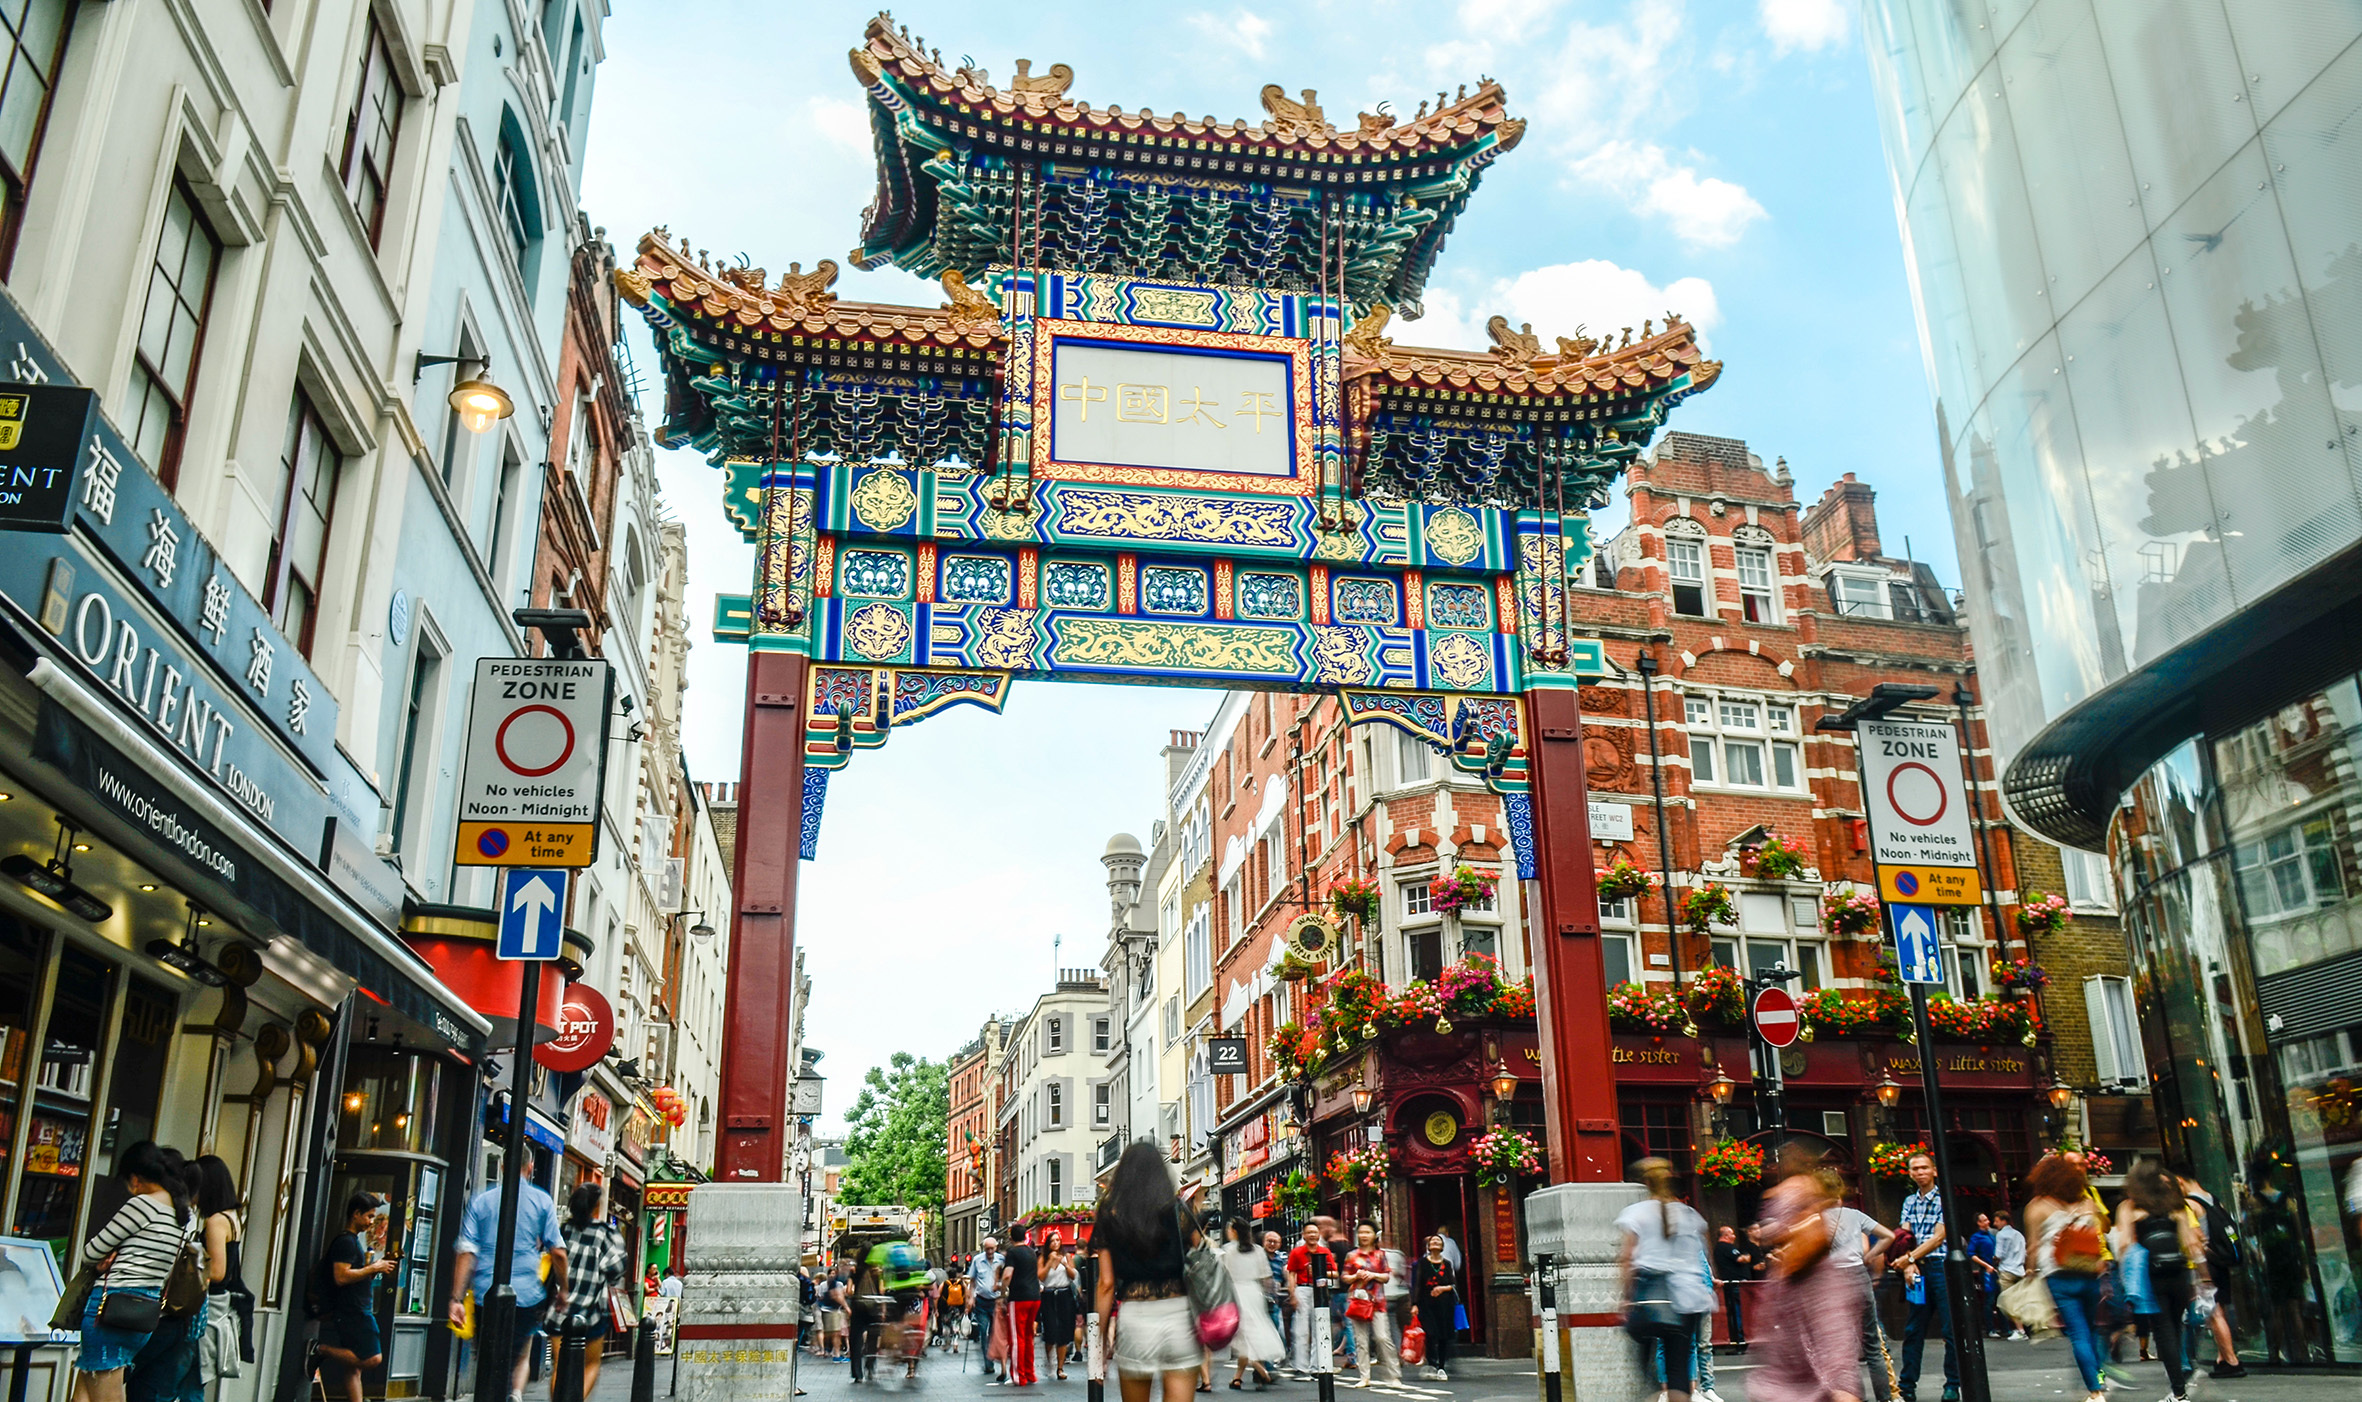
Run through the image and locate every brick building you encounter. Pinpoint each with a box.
[945,1015,1012,1256]
[1196,433,2152,1357]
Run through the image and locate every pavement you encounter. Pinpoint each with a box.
[579,1333,2357,1402]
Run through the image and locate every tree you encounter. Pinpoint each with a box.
[838,1051,949,1212]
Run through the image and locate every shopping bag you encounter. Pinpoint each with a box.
[1453,1301,1468,1334]
[1399,1317,1426,1366]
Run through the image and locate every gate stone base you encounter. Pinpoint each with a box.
[678,1184,804,1402]
[1525,1182,1649,1402]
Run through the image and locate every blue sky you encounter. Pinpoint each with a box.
[580,0,1940,1130]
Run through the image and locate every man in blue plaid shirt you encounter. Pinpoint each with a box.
[1894,1151,1959,1402]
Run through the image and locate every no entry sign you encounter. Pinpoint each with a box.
[455,657,613,866]
[1752,986,1801,1048]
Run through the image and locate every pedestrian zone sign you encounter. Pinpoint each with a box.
[456,657,613,867]
[1859,718,1981,904]
[496,867,568,961]
[1891,903,1945,985]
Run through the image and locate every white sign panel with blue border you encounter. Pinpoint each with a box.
[1890,903,1944,985]
[496,867,568,960]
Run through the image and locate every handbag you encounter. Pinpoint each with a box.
[1998,1274,2058,1333]
[1623,1268,1685,1341]
[1399,1315,1425,1366]
[50,1264,95,1332]
[1345,1289,1376,1322]
[97,1286,163,1334]
[1181,1207,1239,1349]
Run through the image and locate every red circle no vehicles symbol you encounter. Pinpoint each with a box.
[495,705,577,777]
[1753,986,1800,1048]
[1885,762,1949,826]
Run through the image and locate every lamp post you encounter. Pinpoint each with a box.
[1874,1071,1903,1140]
[1490,1060,1519,1126]
[2045,1076,2076,1146]
[1707,1067,1736,1139]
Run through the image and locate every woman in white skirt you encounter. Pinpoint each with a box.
[1218,1219,1283,1389]
[1092,1143,1207,1402]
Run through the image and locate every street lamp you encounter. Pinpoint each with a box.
[1351,1083,1374,1116]
[1709,1069,1737,1106]
[2046,1077,2075,1112]
[416,352,517,433]
[1491,1060,1520,1104]
[1876,1073,1903,1109]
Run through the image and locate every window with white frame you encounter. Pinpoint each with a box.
[1047,1017,1065,1053]
[1829,569,1890,619]
[1047,1156,1063,1205]
[1163,996,1180,1046]
[1403,880,1433,918]
[1394,727,1431,786]
[1667,526,1709,616]
[1221,875,1243,946]
[2232,817,2342,921]
[2058,847,2115,911]
[1186,906,1213,997]
[1599,896,1637,987]
[1685,692,1804,791]
[1092,1016,1112,1053]
[1736,540,1777,623]
[1046,1082,1064,1126]
[2084,975,2147,1087]
[1708,892,1826,989]
[1940,907,1988,1002]
[1093,1082,1112,1126]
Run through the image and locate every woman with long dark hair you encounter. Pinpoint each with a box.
[1040,1241,1079,1380]
[1091,1141,1203,1402]
[2116,1160,2205,1402]
[124,1148,207,1402]
[553,1184,627,1399]
[193,1155,245,1387]
[77,1141,197,1402]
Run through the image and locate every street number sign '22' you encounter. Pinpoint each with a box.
[456,657,614,867]
[1859,717,1983,905]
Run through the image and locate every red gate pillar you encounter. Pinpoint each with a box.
[1523,685,1621,1182]
[717,651,809,1181]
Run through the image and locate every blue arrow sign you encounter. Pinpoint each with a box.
[1891,903,1944,985]
[496,867,568,960]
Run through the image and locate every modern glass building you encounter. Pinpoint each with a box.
[1864,1,2362,1363]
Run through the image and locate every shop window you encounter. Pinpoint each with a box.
[266,389,345,658]
[1616,1096,1695,1184]
[126,180,222,489]
[339,13,404,248]
[1667,527,1708,616]
[339,1048,441,1153]
[16,947,114,1261]
[0,0,75,277]
[0,915,44,1210]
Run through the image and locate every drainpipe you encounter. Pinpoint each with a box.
[1637,645,1683,983]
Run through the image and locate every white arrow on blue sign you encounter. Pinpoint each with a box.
[496,867,569,960]
[1891,903,1945,985]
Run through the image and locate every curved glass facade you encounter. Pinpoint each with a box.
[1862,1,2362,783]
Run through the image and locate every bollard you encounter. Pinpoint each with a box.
[1081,1251,1104,1402]
[556,1331,589,1402]
[1533,1253,1563,1402]
[1311,1252,1336,1402]
[632,1311,660,1402]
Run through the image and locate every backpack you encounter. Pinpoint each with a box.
[2052,1209,2105,1276]
[946,1275,967,1307]
[2197,1194,2242,1268]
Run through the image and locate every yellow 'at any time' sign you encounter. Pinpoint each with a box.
[1877,864,1984,906]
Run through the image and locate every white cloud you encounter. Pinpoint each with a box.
[1759,0,1849,54]
[1572,140,1767,248]
[1409,259,1721,356]
[1185,10,1273,60]
[808,96,871,154]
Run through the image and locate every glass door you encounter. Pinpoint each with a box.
[14,947,113,1263]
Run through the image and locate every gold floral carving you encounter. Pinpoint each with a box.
[941,270,1001,334]
[844,603,913,661]
[1425,507,1482,566]
[850,469,918,531]
[979,496,1043,541]
[1057,490,1298,549]
[1053,619,1298,675]
[1428,632,1491,691]
[1130,287,1220,327]
[1314,500,1366,561]
[1310,626,1374,684]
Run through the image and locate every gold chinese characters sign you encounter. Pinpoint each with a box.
[1031,318,1317,496]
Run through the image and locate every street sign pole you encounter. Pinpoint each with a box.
[476,954,540,1402]
[1819,685,1990,1402]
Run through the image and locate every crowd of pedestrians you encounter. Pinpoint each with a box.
[1619,1144,2265,1402]
[62,1142,252,1402]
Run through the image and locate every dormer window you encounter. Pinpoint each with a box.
[1830,569,1890,619]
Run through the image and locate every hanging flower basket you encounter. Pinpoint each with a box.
[1429,865,1498,914]
[1681,882,1736,933]
[1799,987,1909,1038]
[1684,963,1748,1026]
[2014,891,2070,939]
[1868,1141,1929,1179]
[1275,1167,1321,1212]
[1822,885,1882,938]
[1696,1138,1766,1187]
[1274,949,1322,982]
[1328,875,1382,923]
[1608,982,1691,1035]
[1991,956,2051,992]
[1748,834,1810,880]
[1326,1144,1393,1193]
[1597,860,1656,902]
[1469,1129,1543,1185]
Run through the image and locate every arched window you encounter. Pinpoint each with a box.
[1664,517,1709,617]
[1732,524,1778,623]
[493,111,543,276]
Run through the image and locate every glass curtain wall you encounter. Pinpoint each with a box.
[2115,672,2362,1362]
